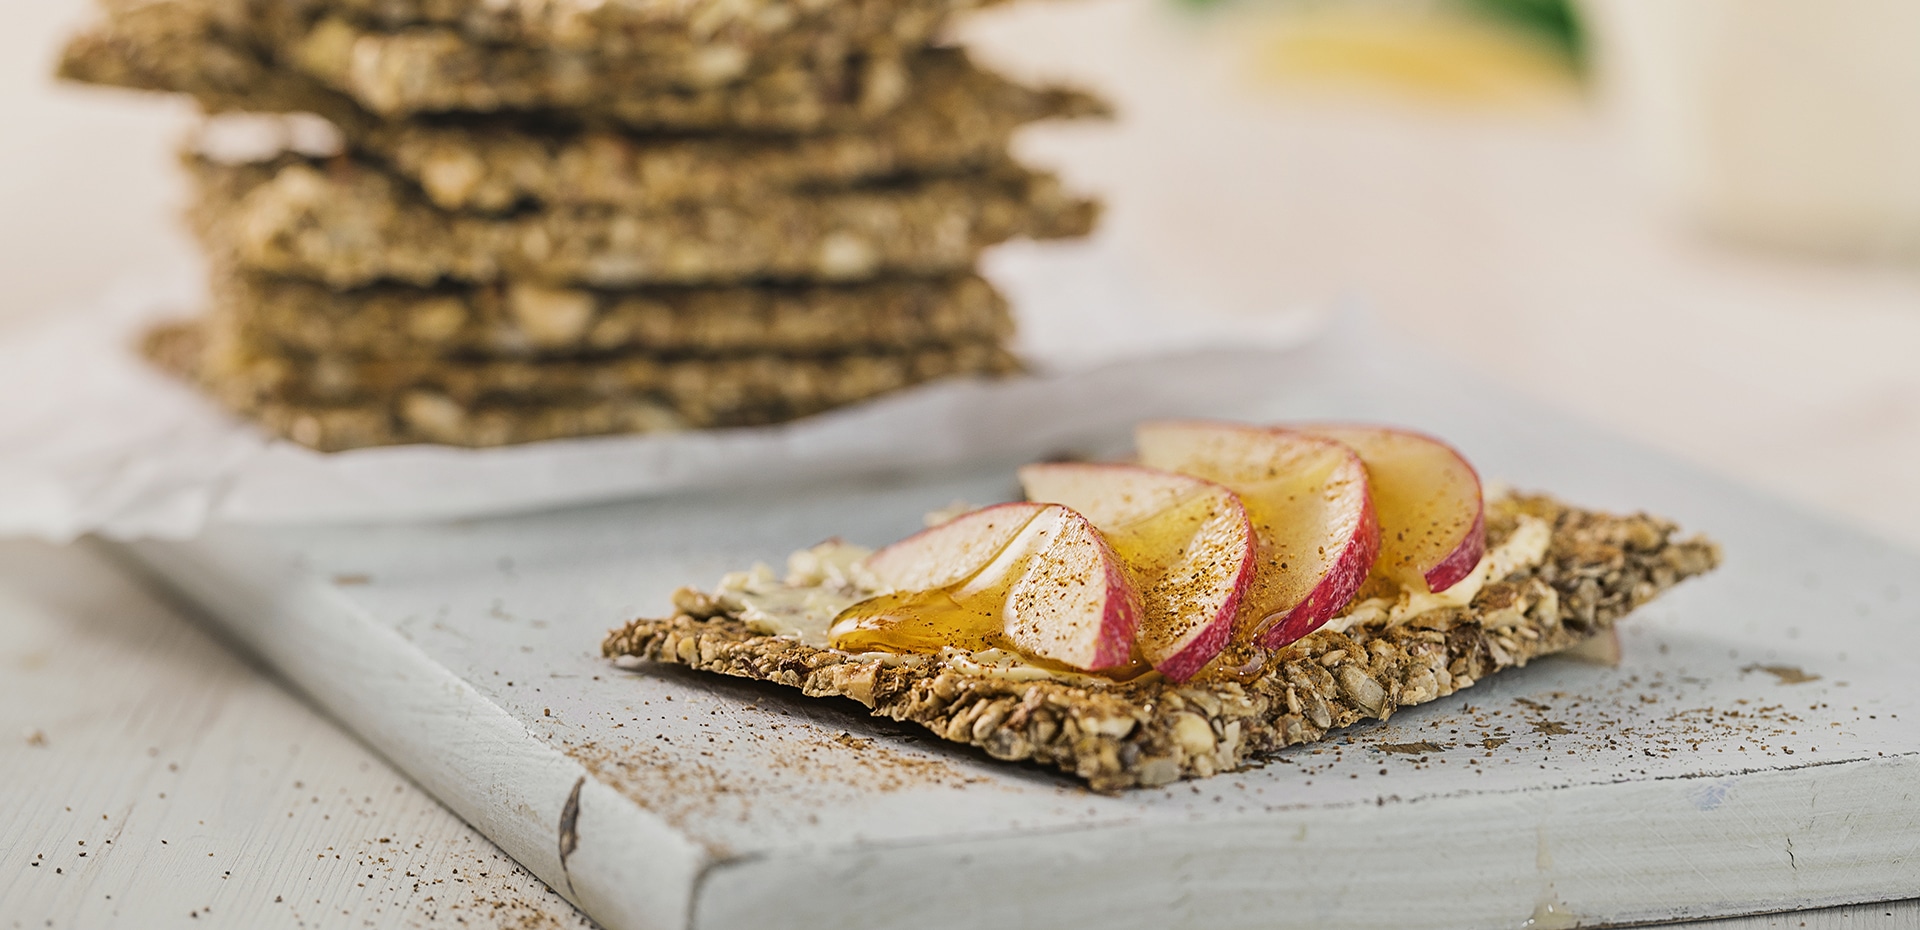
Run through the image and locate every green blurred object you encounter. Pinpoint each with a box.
[1457,0,1584,65]
[1172,0,1586,69]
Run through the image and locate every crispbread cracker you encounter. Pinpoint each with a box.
[198,330,1018,405]
[352,56,1105,212]
[59,0,1014,131]
[219,0,1005,56]
[602,496,1721,792]
[62,6,1105,211]
[61,8,1104,158]
[217,273,1012,359]
[188,155,1098,288]
[261,15,905,122]
[144,319,1023,450]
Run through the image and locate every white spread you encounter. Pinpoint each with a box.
[941,647,1065,682]
[716,542,880,647]
[1323,514,1552,635]
[938,647,1152,686]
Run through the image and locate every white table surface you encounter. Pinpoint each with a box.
[4,0,1919,926]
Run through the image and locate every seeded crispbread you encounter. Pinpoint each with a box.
[61,7,1107,212]
[347,54,1105,212]
[222,0,1007,56]
[58,0,1034,132]
[143,319,1023,450]
[602,496,1721,792]
[214,272,1012,359]
[187,154,1098,289]
[197,327,1019,406]
[67,14,1104,213]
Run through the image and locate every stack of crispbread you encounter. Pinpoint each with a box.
[60,0,1104,450]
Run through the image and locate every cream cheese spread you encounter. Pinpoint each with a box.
[1323,513,1552,634]
[716,541,879,648]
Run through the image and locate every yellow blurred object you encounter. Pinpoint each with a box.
[1247,7,1581,106]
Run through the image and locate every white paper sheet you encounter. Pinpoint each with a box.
[0,237,1321,542]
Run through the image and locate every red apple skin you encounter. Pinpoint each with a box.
[1258,500,1379,648]
[1093,555,1144,670]
[1423,507,1486,593]
[1136,421,1381,652]
[1087,559,1144,670]
[862,501,1047,593]
[1019,462,1256,681]
[1155,610,1234,682]
[1289,424,1486,594]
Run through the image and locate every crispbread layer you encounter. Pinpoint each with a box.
[198,327,1017,405]
[217,273,1012,359]
[67,13,1103,212]
[58,0,1014,131]
[601,497,1721,791]
[200,0,1006,67]
[60,6,1106,210]
[61,5,1105,147]
[355,58,1105,212]
[224,0,1005,56]
[188,155,1097,289]
[255,15,903,121]
[143,319,1022,450]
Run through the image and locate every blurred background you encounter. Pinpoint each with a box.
[5,0,1919,548]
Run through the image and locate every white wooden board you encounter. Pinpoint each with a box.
[105,337,1920,930]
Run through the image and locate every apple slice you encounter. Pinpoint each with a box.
[1136,421,1380,650]
[835,504,1143,671]
[1019,462,1255,681]
[995,505,1144,670]
[862,501,1048,593]
[1292,425,1484,594]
